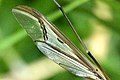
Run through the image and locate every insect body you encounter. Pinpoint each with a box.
[12,1,110,80]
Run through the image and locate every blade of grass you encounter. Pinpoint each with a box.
[0,0,88,52]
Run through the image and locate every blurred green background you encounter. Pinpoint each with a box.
[0,0,120,80]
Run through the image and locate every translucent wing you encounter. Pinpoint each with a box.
[12,6,105,80]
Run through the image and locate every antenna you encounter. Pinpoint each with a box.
[53,0,110,80]
[53,0,88,53]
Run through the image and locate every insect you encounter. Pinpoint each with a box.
[12,0,110,80]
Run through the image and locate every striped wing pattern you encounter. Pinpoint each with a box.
[12,6,106,80]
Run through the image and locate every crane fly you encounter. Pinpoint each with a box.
[12,0,110,80]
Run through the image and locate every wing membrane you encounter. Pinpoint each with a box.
[12,6,43,41]
[12,6,105,80]
[37,41,97,79]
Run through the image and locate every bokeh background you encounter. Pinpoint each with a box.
[0,0,120,80]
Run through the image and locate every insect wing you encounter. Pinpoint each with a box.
[12,6,43,41]
[12,6,103,80]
